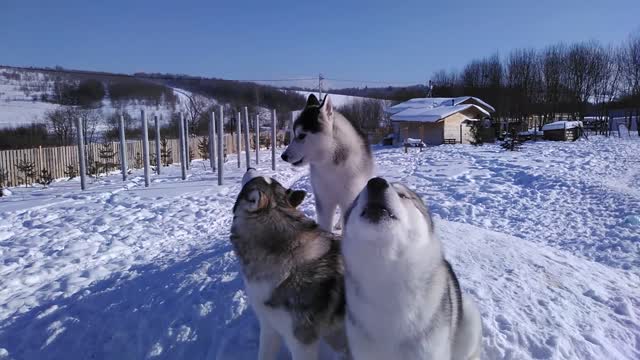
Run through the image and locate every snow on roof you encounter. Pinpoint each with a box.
[386,96,495,115]
[542,121,583,131]
[390,104,490,123]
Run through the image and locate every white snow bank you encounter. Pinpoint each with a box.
[542,121,583,131]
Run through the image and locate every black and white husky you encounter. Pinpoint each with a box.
[230,169,349,360]
[281,94,374,231]
[342,177,482,360]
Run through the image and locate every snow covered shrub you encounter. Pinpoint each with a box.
[64,165,77,180]
[0,166,8,196]
[501,129,524,151]
[37,169,54,187]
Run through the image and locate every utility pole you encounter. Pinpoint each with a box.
[319,73,324,100]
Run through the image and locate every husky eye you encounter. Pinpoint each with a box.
[297,133,306,140]
[398,193,408,199]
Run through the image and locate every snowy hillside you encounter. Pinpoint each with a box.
[0,136,639,359]
[0,67,209,129]
[295,90,386,107]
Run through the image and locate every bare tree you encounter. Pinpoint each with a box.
[46,107,75,146]
[620,33,640,134]
[338,99,386,132]
[564,41,603,119]
[184,94,212,136]
[592,45,623,131]
[45,106,101,146]
[506,48,542,125]
[77,108,102,145]
[540,44,567,123]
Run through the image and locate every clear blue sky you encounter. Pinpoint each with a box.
[1,0,639,88]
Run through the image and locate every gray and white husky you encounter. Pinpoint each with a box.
[281,94,374,231]
[342,177,482,360]
[230,169,349,360]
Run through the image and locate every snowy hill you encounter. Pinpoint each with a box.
[0,136,639,359]
[0,67,210,129]
[295,90,386,107]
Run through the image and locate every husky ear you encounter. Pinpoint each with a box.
[286,189,306,207]
[306,94,320,108]
[320,95,333,118]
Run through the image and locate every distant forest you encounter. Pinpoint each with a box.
[323,34,640,127]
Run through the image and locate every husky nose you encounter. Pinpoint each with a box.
[367,177,389,193]
[281,153,289,162]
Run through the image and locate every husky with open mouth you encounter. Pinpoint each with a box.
[342,177,483,360]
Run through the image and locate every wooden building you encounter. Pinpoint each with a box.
[386,97,495,145]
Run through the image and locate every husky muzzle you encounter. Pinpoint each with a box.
[361,177,396,222]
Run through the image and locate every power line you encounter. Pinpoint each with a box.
[324,77,419,85]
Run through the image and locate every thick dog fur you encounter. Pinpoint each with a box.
[230,169,349,360]
[281,94,374,231]
[342,177,483,360]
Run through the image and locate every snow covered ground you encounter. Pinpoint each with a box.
[0,136,639,359]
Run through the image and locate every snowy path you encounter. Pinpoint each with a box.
[1,137,639,359]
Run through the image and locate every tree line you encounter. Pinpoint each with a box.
[430,34,640,129]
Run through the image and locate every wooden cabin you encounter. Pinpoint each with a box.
[386,97,495,145]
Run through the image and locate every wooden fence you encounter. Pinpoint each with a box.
[0,131,285,187]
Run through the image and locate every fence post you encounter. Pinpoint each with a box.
[271,109,277,171]
[155,114,161,175]
[255,114,260,165]
[141,110,150,187]
[184,115,190,170]
[243,106,251,169]
[237,111,242,168]
[209,111,217,171]
[179,112,187,180]
[119,115,127,181]
[217,105,224,185]
[76,117,86,190]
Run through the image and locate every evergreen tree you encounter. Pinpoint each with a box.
[98,141,118,175]
[160,138,172,166]
[134,152,143,168]
[37,169,54,187]
[15,158,36,186]
[198,137,209,160]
